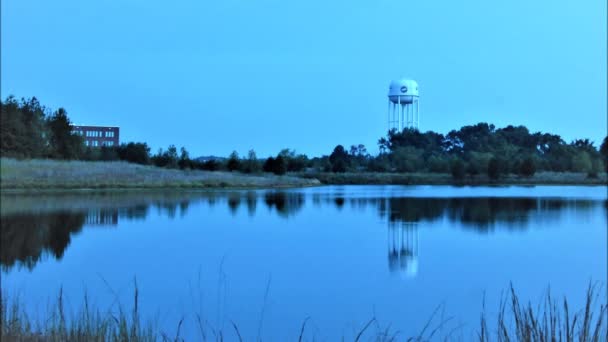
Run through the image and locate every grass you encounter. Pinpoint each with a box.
[0,158,320,190]
[1,283,605,341]
[1,159,605,190]
[299,171,608,186]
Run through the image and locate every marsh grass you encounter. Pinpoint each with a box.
[0,158,320,190]
[478,284,607,342]
[1,285,156,342]
[2,283,606,341]
[299,171,608,186]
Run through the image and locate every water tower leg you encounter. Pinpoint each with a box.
[409,104,412,128]
[398,97,402,131]
[388,100,391,132]
[417,99,420,129]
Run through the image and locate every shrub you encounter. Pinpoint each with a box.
[117,142,150,164]
[487,158,501,180]
[450,159,465,180]
[263,157,275,173]
[273,156,287,175]
[227,151,240,172]
[519,157,536,177]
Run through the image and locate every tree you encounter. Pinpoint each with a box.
[99,146,118,161]
[242,149,260,173]
[278,149,308,172]
[47,108,84,159]
[450,159,465,180]
[466,152,493,177]
[427,155,449,173]
[151,145,179,168]
[600,136,608,172]
[178,147,191,169]
[329,145,349,173]
[487,157,501,180]
[227,151,240,172]
[572,152,592,173]
[273,155,287,175]
[201,159,220,171]
[391,146,424,172]
[519,157,536,177]
[263,157,276,173]
[1,96,59,158]
[117,142,150,164]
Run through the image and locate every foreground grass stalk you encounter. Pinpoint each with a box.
[1,283,606,341]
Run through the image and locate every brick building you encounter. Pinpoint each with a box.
[72,125,120,147]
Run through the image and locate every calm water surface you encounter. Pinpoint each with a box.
[1,185,606,340]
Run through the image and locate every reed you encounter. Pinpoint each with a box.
[0,158,320,190]
[1,283,606,341]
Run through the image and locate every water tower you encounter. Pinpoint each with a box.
[387,78,419,132]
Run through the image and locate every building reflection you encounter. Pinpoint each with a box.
[85,209,118,226]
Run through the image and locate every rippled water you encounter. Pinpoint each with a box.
[1,185,606,340]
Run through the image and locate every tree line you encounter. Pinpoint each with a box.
[2,96,607,179]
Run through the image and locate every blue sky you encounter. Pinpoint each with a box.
[2,0,606,157]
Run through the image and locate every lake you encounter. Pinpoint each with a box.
[1,185,606,340]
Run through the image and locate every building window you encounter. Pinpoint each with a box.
[85,141,89,146]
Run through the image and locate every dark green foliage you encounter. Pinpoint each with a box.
[273,155,287,175]
[2,96,606,178]
[151,145,179,168]
[47,108,84,159]
[427,155,450,173]
[368,154,391,172]
[519,157,536,177]
[600,136,608,159]
[374,123,605,176]
[329,145,349,173]
[487,158,501,180]
[99,146,119,161]
[263,157,276,173]
[241,149,261,173]
[178,147,191,169]
[263,155,287,175]
[391,146,424,172]
[116,142,150,164]
[600,136,608,172]
[273,149,308,172]
[1,96,49,158]
[450,159,465,180]
[227,151,240,172]
[200,159,220,171]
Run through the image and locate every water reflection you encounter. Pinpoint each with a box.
[85,209,118,226]
[388,222,419,277]
[1,211,86,270]
[263,192,305,218]
[1,191,604,271]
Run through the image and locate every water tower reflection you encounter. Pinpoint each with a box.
[380,198,427,278]
[387,221,419,278]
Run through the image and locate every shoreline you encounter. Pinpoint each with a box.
[2,179,606,193]
[298,171,608,186]
[1,158,606,192]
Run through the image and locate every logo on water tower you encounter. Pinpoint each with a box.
[400,86,408,93]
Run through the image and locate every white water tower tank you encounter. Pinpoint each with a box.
[388,79,419,104]
[387,78,420,131]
